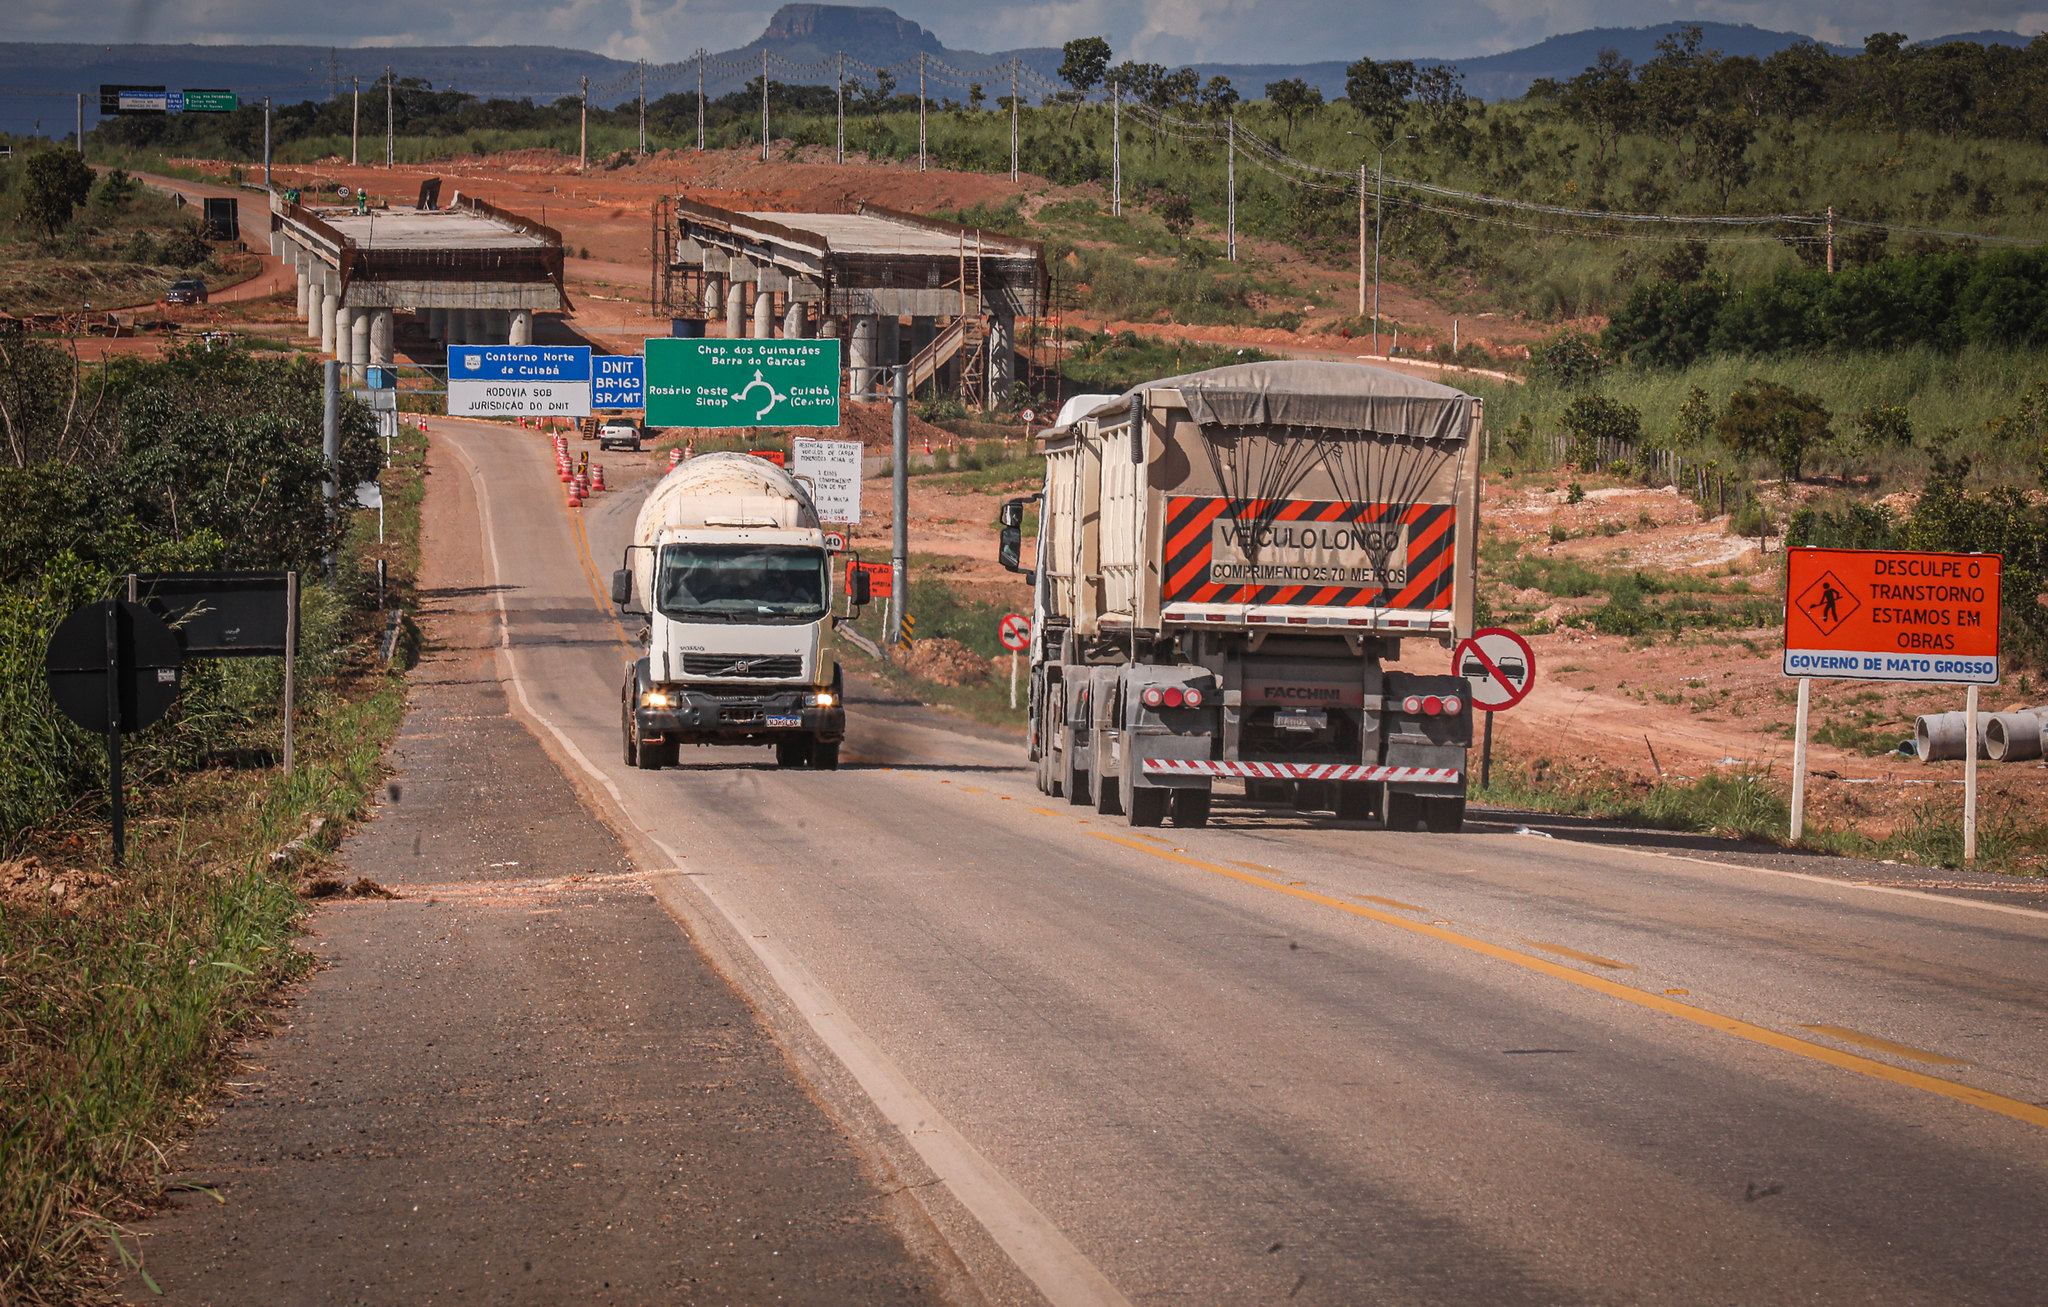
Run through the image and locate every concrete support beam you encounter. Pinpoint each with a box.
[725,282,749,337]
[509,309,533,345]
[848,314,877,397]
[988,313,1016,401]
[752,290,773,339]
[348,313,371,385]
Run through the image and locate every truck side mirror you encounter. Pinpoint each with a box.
[999,500,1024,528]
[610,568,632,608]
[999,524,1023,573]
[849,567,872,607]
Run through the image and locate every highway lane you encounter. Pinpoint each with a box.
[436,416,2048,1305]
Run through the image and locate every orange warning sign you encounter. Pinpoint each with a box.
[1783,547,2000,685]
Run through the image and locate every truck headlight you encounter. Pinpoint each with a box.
[641,690,672,708]
[809,691,837,708]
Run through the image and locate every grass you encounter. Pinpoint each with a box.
[0,164,230,316]
[0,420,428,1303]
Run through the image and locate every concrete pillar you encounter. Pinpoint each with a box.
[783,300,809,338]
[509,309,533,345]
[320,289,338,354]
[751,290,773,339]
[848,314,877,396]
[294,253,310,320]
[268,231,284,259]
[348,312,370,384]
[820,317,842,340]
[370,308,395,370]
[988,313,1016,400]
[334,307,353,369]
[702,275,724,317]
[725,282,749,337]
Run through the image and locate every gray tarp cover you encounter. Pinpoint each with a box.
[1092,359,1474,443]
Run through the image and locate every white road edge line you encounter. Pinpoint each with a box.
[449,431,1130,1307]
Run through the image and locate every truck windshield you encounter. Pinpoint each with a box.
[656,544,828,623]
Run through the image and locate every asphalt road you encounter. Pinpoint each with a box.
[441,416,2048,1306]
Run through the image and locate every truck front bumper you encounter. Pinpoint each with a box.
[634,687,845,745]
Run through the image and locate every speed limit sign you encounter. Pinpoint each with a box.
[1021,409,1037,424]
[822,531,846,552]
[998,613,1032,651]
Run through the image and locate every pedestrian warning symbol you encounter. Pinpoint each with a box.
[1796,569,1858,636]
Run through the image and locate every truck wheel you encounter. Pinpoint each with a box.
[621,697,636,765]
[1170,788,1211,828]
[1424,796,1466,833]
[1127,785,1168,828]
[810,740,840,770]
[1384,790,1425,831]
[1096,766,1125,817]
[775,737,812,767]
[1335,782,1375,822]
[1065,739,1091,806]
[633,734,667,770]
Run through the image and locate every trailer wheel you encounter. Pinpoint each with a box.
[1424,796,1466,833]
[1170,789,1211,828]
[1384,790,1425,831]
[1065,735,1091,806]
[1128,787,1168,828]
[1096,766,1125,817]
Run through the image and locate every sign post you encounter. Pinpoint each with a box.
[999,613,1032,709]
[645,339,841,429]
[1452,627,1537,792]
[1783,547,2002,858]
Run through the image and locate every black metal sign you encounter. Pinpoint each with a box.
[44,601,184,864]
[134,571,294,656]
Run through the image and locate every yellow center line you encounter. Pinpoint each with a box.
[1519,939,1636,971]
[566,495,635,654]
[1799,1024,1975,1067]
[1354,894,1429,913]
[1089,832,2048,1132]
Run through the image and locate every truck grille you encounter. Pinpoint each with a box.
[682,654,802,679]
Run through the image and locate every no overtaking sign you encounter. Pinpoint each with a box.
[1454,628,1536,711]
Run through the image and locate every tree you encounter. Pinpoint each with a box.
[1560,48,1638,166]
[1108,60,1164,108]
[1528,332,1605,388]
[1200,76,1239,116]
[1344,57,1413,140]
[21,149,95,236]
[968,83,986,113]
[1694,110,1755,207]
[1561,393,1642,470]
[1264,77,1323,143]
[1059,36,1111,126]
[1674,385,1716,451]
[1159,193,1195,238]
[1717,379,1833,480]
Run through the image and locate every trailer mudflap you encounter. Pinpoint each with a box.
[1130,732,1216,788]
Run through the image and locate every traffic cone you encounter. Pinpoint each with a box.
[669,448,683,469]
[923,436,931,455]
[592,464,606,492]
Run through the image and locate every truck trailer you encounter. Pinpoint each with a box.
[611,452,858,769]
[1000,360,1481,830]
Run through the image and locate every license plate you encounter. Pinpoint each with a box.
[765,715,802,728]
[1276,710,1327,732]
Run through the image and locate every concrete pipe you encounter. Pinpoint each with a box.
[1914,712,1991,762]
[1984,711,2044,762]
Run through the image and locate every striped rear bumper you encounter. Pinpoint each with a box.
[1141,759,1462,784]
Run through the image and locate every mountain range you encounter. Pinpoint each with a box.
[0,5,2033,138]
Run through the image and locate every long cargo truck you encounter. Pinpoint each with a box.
[998,360,1482,830]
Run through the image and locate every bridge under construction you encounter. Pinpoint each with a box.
[654,198,1049,407]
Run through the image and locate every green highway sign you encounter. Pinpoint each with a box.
[644,338,841,429]
[182,90,239,112]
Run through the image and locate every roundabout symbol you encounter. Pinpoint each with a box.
[736,369,785,421]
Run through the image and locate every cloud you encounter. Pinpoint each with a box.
[7,0,2043,63]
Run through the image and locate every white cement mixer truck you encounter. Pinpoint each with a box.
[610,452,866,769]
[999,361,1483,830]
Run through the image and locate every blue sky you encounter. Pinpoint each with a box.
[24,0,2044,63]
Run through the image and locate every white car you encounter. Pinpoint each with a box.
[597,418,643,451]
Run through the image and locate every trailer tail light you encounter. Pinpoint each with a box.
[1182,687,1203,708]
[1162,687,1185,708]
[1422,695,1444,716]
[1142,686,1164,708]
[1403,695,1424,714]
[1443,695,1463,715]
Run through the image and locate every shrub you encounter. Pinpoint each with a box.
[1528,331,1605,388]
[1717,379,1833,480]
[1560,393,1641,469]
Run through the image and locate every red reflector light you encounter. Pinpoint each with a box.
[1142,687,1164,708]
[1423,695,1443,715]
[1183,687,1204,708]
[1162,687,1185,708]
[1403,695,1423,714]
[1444,696,1463,715]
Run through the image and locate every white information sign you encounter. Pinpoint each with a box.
[445,346,592,419]
[790,437,864,524]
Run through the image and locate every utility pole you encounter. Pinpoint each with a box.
[760,48,769,162]
[263,98,273,190]
[890,363,909,654]
[1370,136,1415,354]
[1111,81,1120,216]
[75,92,83,156]
[384,67,393,168]
[836,52,844,164]
[1226,116,1236,261]
[1359,163,1368,318]
[1010,58,1019,182]
[1826,204,1836,274]
[351,76,360,166]
[697,50,706,150]
[579,77,588,173]
[918,53,927,170]
[638,60,646,155]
